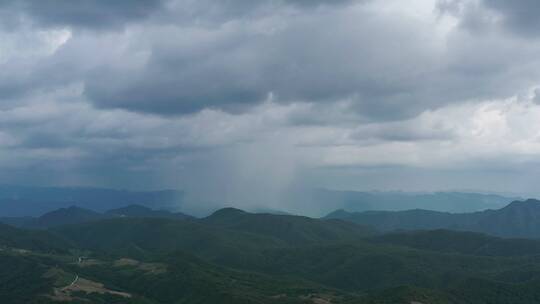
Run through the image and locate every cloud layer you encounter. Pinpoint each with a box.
[1,0,540,209]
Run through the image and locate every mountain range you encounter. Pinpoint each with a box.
[0,185,185,217]
[0,204,193,229]
[5,198,540,240]
[0,185,521,218]
[285,188,519,216]
[4,197,540,302]
[326,199,540,238]
[4,201,540,303]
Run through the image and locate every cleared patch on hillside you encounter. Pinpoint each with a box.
[299,293,336,304]
[49,277,131,301]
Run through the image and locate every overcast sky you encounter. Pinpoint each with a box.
[1,0,540,206]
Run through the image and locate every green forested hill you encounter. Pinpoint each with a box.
[367,229,540,256]
[6,206,540,303]
[52,209,375,261]
[52,217,287,262]
[201,207,374,244]
[0,252,54,304]
[0,223,71,253]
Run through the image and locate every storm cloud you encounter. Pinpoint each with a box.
[439,0,540,36]
[1,0,540,211]
[0,0,165,30]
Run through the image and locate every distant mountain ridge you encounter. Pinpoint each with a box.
[0,185,522,218]
[0,204,193,229]
[285,188,520,216]
[0,185,185,217]
[25,206,110,229]
[326,199,540,239]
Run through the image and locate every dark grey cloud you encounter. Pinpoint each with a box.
[483,0,540,36]
[439,0,540,36]
[82,8,539,122]
[9,0,527,124]
[164,0,359,21]
[84,50,267,114]
[2,0,539,122]
[2,0,540,204]
[1,0,368,116]
[0,0,165,30]
[0,0,357,31]
[83,5,448,119]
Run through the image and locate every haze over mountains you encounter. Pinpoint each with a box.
[0,185,521,219]
[0,185,185,217]
[285,188,518,216]
[3,194,540,241]
[0,204,193,229]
